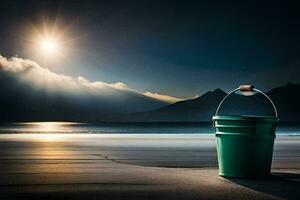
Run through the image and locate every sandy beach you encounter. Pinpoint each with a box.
[0,134,299,200]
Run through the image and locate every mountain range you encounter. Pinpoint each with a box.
[118,83,300,122]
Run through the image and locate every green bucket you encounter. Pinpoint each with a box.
[212,85,279,178]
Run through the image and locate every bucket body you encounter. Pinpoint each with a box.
[213,115,278,178]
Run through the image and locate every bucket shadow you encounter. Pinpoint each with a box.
[226,172,300,200]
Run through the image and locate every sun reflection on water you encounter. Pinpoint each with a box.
[12,122,79,141]
[17,122,78,134]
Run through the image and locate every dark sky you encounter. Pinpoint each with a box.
[0,0,300,98]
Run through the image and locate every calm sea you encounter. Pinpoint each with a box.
[0,122,299,135]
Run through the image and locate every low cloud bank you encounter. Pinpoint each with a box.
[0,55,129,94]
[0,55,182,103]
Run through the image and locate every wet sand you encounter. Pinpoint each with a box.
[0,134,299,200]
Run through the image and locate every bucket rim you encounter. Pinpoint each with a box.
[213,115,279,123]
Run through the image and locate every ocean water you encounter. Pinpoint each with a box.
[0,122,299,135]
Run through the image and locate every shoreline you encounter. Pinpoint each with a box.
[1,133,300,138]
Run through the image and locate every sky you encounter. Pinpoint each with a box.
[0,0,300,99]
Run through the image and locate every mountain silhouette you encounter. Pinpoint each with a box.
[121,83,300,122]
[0,72,168,122]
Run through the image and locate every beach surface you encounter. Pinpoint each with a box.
[0,134,299,200]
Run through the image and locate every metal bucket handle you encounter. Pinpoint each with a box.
[215,85,278,118]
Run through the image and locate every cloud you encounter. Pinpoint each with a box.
[0,55,131,95]
[0,55,185,104]
[143,91,184,103]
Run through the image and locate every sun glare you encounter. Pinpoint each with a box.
[26,20,74,60]
[32,33,64,57]
[41,38,58,53]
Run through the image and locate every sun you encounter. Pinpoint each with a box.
[41,38,58,53]
[25,20,76,62]
[27,23,68,57]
